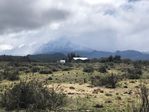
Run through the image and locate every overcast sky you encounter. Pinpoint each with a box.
[0,0,149,55]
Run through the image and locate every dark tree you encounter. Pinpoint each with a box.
[113,55,121,62]
[108,55,113,62]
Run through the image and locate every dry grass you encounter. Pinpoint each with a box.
[0,63,149,111]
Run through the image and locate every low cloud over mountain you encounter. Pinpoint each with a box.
[0,0,149,55]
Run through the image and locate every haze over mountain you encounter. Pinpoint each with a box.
[36,38,92,54]
[0,0,149,57]
[34,38,149,60]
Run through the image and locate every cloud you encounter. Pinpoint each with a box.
[0,0,149,55]
[0,0,70,34]
[0,44,13,51]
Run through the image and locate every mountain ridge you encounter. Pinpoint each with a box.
[34,38,149,60]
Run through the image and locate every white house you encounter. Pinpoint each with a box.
[60,60,66,64]
[73,57,88,61]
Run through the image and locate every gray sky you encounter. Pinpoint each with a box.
[0,0,149,55]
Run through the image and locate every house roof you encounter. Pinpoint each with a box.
[73,57,88,60]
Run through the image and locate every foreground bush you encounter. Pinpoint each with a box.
[0,68,19,81]
[125,68,142,79]
[129,84,149,112]
[139,85,149,112]
[91,73,120,88]
[0,80,67,111]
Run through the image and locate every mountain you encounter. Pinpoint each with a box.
[1,50,149,62]
[114,50,149,60]
[36,38,92,54]
[77,50,149,60]
[77,51,112,58]
[35,38,149,60]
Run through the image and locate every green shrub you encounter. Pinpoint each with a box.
[139,84,149,112]
[83,66,94,73]
[31,67,40,73]
[51,66,59,72]
[98,66,107,73]
[0,68,19,81]
[91,73,120,88]
[39,69,52,74]
[62,67,72,71]
[5,70,19,81]
[0,71,4,81]
[125,68,142,79]
[128,84,149,112]
[0,80,67,111]
[48,77,53,80]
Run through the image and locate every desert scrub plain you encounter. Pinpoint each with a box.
[0,58,149,111]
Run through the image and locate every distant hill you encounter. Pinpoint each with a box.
[114,50,149,60]
[0,53,66,62]
[35,38,149,61]
[28,53,66,62]
[0,55,30,62]
[30,50,149,61]
[1,50,149,62]
[76,50,149,60]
